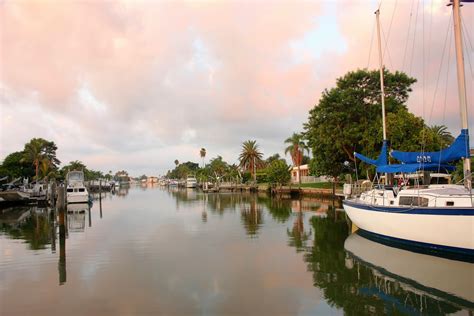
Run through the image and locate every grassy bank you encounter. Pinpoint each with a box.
[298,182,343,189]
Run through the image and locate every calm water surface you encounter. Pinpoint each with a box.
[1,186,473,315]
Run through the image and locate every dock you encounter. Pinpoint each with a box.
[202,183,258,193]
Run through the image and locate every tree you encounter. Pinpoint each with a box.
[0,151,34,179]
[284,132,309,186]
[305,69,417,179]
[266,160,291,189]
[22,138,60,180]
[265,153,284,165]
[174,159,179,167]
[209,156,229,180]
[39,159,52,179]
[200,148,206,168]
[238,140,264,182]
[429,125,454,148]
[60,161,103,181]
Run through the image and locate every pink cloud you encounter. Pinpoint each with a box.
[1,1,472,175]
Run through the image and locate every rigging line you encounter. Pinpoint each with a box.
[427,16,452,126]
[382,0,398,64]
[460,11,474,52]
[409,0,420,76]
[427,0,434,78]
[381,24,394,69]
[402,0,416,72]
[462,27,474,82]
[460,13,474,79]
[367,18,376,69]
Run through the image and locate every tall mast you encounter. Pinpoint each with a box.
[375,9,387,141]
[375,9,388,185]
[452,0,471,189]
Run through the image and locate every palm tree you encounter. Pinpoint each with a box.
[429,125,454,147]
[174,159,179,167]
[238,140,264,182]
[39,158,51,180]
[284,132,308,186]
[200,148,206,168]
[22,139,44,180]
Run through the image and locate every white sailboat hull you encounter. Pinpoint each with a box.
[343,201,474,253]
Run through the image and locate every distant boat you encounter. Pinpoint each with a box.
[66,171,89,204]
[186,175,197,188]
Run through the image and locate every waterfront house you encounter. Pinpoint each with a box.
[290,164,330,184]
[290,164,309,183]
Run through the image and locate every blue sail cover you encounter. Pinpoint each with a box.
[354,140,388,167]
[376,163,455,173]
[391,129,470,165]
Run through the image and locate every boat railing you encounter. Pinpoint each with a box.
[343,181,373,198]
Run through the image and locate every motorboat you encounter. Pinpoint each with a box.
[66,170,89,204]
[186,175,197,188]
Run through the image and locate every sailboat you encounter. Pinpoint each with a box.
[343,0,473,257]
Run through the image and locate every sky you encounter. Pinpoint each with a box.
[1,0,473,176]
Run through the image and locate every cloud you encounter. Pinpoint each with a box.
[1,0,473,175]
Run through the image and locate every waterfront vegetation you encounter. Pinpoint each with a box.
[1,69,464,186]
[0,138,111,182]
[164,68,461,186]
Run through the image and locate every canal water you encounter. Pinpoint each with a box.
[1,186,472,315]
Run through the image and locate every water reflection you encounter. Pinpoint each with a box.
[287,207,311,252]
[1,188,472,315]
[345,232,474,310]
[67,203,89,232]
[0,206,53,250]
[58,208,67,285]
[303,207,473,314]
[240,196,262,237]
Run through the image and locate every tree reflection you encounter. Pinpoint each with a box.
[261,197,292,223]
[287,205,311,252]
[0,207,52,250]
[240,197,262,237]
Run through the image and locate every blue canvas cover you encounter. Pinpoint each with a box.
[376,163,455,173]
[354,140,388,167]
[390,129,470,165]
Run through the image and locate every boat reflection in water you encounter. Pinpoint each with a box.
[66,203,90,232]
[344,232,474,312]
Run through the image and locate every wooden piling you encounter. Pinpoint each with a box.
[58,206,67,285]
[57,186,66,209]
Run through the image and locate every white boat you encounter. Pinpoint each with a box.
[185,175,197,188]
[343,1,473,257]
[344,232,474,305]
[66,170,89,204]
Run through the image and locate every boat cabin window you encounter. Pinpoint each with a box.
[67,188,73,192]
[79,188,85,192]
[399,196,429,207]
[446,201,454,206]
